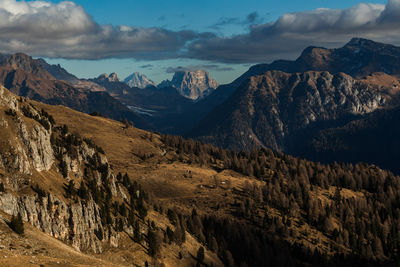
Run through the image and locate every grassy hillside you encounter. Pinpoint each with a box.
[0,89,223,267]
[35,100,400,266]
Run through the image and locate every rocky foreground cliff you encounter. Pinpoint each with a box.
[0,85,123,253]
[0,85,223,266]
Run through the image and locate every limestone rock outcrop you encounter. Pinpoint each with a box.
[159,70,219,100]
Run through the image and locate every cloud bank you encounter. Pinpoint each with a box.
[1,0,400,63]
[188,0,400,63]
[208,11,263,31]
[0,0,211,60]
[166,64,234,73]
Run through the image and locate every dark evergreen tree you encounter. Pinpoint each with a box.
[197,246,205,263]
[147,229,162,257]
[65,180,76,198]
[9,213,24,235]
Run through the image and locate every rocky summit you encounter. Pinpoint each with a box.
[124,72,156,89]
[94,73,120,83]
[159,70,219,100]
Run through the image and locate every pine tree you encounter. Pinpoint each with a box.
[134,220,142,243]
[334,186,342,207]
[197,246,205,263]
[65,180,76,198]
[60,160,68,178]
[9,213,24,234]
[166,226,174,243]
[77,181,89,200]
[94,227,104,241]
[147,229,162,257]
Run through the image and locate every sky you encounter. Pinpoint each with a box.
[1,0,398,84]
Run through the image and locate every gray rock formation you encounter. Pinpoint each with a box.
[37,58,80,84]
[19,122,54,172]
[0,192,116,253]
[95,73,120,83]
[191,71,399,151]
[0,86,124,252]
[124,72,156,89]
[159,70,219,100]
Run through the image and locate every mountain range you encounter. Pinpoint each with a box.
[0,53,148,129]
[2,38,400,176]
[2,37,400,266]
[187,38,400,174]
[0,84,399,266]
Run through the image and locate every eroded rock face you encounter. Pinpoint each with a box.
[159,70,219,100]
[0,132,121,252]
[191,71,398,151]
[95,73,120,83]
[0,85,18,111]
[124,72,156,89]
[0,86,53,173]
[0,192,120,253]
[19,123,54,172]
[4,142,31,175]
[0,86,122,253]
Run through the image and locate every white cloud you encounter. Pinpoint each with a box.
[0,0,207,59]
[1,0,400,63]
[187,0,400,63]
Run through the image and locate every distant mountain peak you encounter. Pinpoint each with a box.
[343,37,399,54]
[0,53,53,80]
[346,37,376,46]
[159,69,219,100]
[124,72,156,89]
[96,72,120,83]
[37,58,79,84]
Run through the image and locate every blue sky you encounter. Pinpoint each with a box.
[12,0,398,83]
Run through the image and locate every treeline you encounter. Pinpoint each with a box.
[160,133,400,265]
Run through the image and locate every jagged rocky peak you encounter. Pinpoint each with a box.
[37,58,79,84]
[96,72,120,83]
[159,69,219,100]
[342,37,400,56]
[0,53,54,80]
[123,72,156,89]
[345,37,382,48]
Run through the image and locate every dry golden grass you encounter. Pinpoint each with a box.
[28,99,368,264]
[0,99,225,266]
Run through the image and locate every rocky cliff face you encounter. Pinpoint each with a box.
[243,38,400,81]
[0,86,124,252]
[124,72,156,89]
[159,70,219,100]
[179,38,400,143]
[0,53,54,80]
[0,192,114,253]
[37,58,79,84]
[191,71,399,151]
[95,73,120,83]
